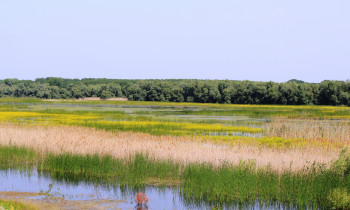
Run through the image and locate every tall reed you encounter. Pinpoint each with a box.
[0,124,339,172]
[265,118,350,143]
[1,145,349,209]
[0,145,37,170]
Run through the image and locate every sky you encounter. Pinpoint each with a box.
[0,0,349,83]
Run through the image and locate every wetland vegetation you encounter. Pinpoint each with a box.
[0,199,36,210]
[0,98,349,209]
[1,145,350,209]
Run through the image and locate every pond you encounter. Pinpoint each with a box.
[0,169,297,210]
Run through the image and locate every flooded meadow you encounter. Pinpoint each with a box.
[0,98,349,209]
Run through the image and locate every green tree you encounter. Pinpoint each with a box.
[265,82,279,104]
[47,77,64,87]
[319,81,340,105]
[72,85,84,99]
[100,90,113,100]
[126,83,147,101]
[35,84,51,99]
[171,86,185,102]
[107,83,122,97]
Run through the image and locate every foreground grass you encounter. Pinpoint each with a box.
[43,153,181,186]
[0,146,37,170]
[1,145,349,209]
[0,199,37,210]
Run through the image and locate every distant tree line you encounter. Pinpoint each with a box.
[0,78,349,106]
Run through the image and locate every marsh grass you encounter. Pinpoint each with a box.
[2,97,350,117]
[1,145,349,209]
[1,98,350,208]
[1,98,350,143]
[0,199,37,210]
[0,125,339,172]
[265,118,350,144]
[0,146,37,170]
[43,153,182,187]
[133,104,350,119]
[182,155,350,208]
[0,110,262,137]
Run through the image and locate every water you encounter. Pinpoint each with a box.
[0,169,190,209]
[208,131,263,138]
[0,169,296,210]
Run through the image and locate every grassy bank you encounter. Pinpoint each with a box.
[1,145,349,209]
[0,199,37,210]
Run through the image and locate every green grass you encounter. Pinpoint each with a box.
[1,145,349,209]
[0,146,37,170]
[0,199,37,210]
[1,98,350,119]
[43,153,181,186]
[139,106,350,119]
[181,162,341,208]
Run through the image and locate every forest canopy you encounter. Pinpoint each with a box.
[0,78,349,106]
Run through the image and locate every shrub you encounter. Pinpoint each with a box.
[330,148,350,177]
[328,188,350,209]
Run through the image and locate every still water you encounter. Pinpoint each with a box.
[0,169,293,210]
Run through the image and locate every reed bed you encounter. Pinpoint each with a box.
[0,145,349,209]
[1,110,346,149]
[0,146,37,170]
[181,150,350,208]
[265,118,350,144]
[0,124,340,172]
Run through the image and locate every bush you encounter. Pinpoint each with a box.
[328,188,350,209]
[330,148,350,177]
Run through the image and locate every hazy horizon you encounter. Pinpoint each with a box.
[0,77,349,84]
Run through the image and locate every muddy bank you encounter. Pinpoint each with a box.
[0,191,126,210]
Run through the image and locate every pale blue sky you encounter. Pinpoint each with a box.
[1,0,349,82]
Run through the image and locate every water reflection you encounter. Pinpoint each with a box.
[0,169,302,210]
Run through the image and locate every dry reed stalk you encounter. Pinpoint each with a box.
[265,118,350,143]
[0,124,341,172]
